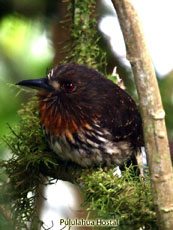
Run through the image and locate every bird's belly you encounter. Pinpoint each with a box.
[47,131,133,167]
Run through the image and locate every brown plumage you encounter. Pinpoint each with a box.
[17,63,144,168]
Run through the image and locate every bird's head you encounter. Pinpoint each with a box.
[17,64,111,136]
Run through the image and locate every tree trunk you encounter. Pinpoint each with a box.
[111,0,173,229]
[51,0,72,65]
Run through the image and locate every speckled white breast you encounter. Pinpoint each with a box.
[46,127,133,167]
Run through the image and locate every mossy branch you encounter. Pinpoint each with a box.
[0,96,158,229]
[111,0,173,229]
[0,0,164,229]
[62,0,107,73]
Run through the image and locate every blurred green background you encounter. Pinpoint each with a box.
[0,0,173,154]
[0,0,173,229]
[0,16,54,153]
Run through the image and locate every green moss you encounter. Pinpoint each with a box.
[0,1,158,229]
[78,167,157,229]
[0,97,158,230]
[0,98,58,229]
[63,0,107,73]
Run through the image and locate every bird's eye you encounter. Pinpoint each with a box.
[63,82,76,92]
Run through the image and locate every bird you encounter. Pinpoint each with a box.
[17,63,144,168]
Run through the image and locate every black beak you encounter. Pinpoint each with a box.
[16,78,54,91]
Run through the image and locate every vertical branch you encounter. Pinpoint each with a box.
[111,0,173,229]
[51,0,72,64]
